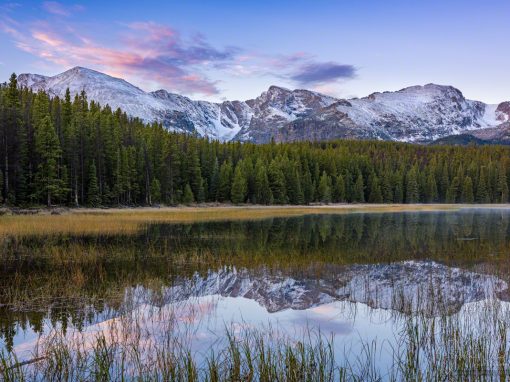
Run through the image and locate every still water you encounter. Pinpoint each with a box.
[2,208,510,378]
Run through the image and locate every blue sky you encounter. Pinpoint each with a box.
[1,0,509,103]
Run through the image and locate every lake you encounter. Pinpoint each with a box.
[2,208,510,380]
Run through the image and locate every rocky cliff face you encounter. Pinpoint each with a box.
[276,84,503,143]
[17,67,509,144]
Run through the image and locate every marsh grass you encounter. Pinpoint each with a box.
[3,297,510,381]
[3,209,510,380]
[2,209,510,337]
[0,204,463,238]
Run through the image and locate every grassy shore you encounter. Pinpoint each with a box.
[0,203,495,238]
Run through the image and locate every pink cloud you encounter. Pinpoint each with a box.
[1,10,356,97]
[1,18,234,95]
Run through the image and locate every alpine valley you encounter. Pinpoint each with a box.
[17,66,510,145]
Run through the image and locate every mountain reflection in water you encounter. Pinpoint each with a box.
[2,208,510,374]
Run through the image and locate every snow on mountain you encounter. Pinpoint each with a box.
[18,67,171,124]
[277,84,506,143]
[496,101,510,123]
[17,73,49,88]
[130,261,508,316]
[15,67,509,144]
[346,85,490,141]
[150,89,252,140]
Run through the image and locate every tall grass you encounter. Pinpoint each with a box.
[3,209,510,380]
[0,204,461,238]
[2,297,510,381]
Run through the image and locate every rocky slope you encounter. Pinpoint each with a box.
[17,67,510,144]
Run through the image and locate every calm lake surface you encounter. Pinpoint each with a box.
[2,208,510,378]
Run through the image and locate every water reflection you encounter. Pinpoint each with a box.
[154,261,507,315]
[2,208,510,365]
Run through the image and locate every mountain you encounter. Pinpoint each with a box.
[432,121,510,145]
[276,85,508,143]
[143,261,508,316]
[16,67,510,144]
[18,67,172,128]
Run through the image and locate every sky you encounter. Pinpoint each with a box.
[0,0,509,103]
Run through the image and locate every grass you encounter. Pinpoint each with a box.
[0,204,466,238]
[2,296,510,381]
[2,209,510,322]
[2,207,510,380]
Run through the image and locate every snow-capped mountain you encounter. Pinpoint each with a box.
[16,67,510,143]
[132,261,508,316]
[18,67,172,127]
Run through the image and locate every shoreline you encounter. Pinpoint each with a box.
[2,203,510,216]
[1,203,509,237]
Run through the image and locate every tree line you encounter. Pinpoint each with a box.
[1,73,509,207]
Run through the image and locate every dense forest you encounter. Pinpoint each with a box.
[0,73,509,207]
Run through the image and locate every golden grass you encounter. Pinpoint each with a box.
[0,204,488,238]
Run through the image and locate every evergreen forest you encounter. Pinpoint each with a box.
[1,74,509,207]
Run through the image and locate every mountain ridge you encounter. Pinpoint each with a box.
[144,261,508,316]
[16,66,510,144]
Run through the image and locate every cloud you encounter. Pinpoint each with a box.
[42,2,84,17]
[290,62,356,85]
[0,9,357,97]
[1,19,237,95]
[241,53,357,92]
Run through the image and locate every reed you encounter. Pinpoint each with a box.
[2,208,510,381]
[0,204,463,238]
[2,297,510,381]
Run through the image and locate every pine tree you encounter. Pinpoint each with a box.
[301,166,314,204]
[317,171,332,203]
[368,173,382,203]
[254,160,272,204]
[353,172,365,203]
[446,176,460,203]
[217,161,233,202]
[268,160,287,204]
[35,116,64,206]
[405,166,419,203]
[381,171,393,203]
[209,157,220,201]
[286,167,304,205]
[187,141,204,202]
[334,174,346,202]
[439,163,449,202]
[87,161,101,207]
[150,178,161,204]
[182,183,194,205]
[393,172,404,203]
[2,73,21,203]
[425,172,438,203]
[231,163,248,204]
[461,176,474,203]
[477,166,490,203]
[497,163,509,203]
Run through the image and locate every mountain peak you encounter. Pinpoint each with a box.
[69,66,88,72]
[59,66,118,80]
[267,85,292,93]
[401,83,465,98]
[13,67,509,144]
